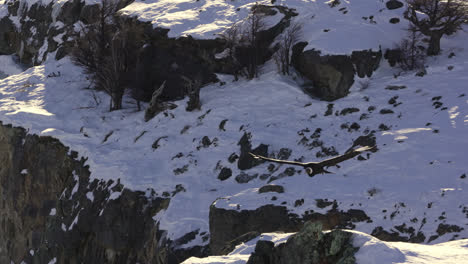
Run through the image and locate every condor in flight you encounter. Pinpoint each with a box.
[249,146,375,177]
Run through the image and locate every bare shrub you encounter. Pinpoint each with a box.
[397,26,426,71]
[72,0,144,111]
[243,4,266,79]
[273,22,302,75]
[219,23,242,80]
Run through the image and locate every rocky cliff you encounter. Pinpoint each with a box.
[0,122,171,264]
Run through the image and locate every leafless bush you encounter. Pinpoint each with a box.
[219,23,242,80]
[273,22,302,75]
[243,4,266,79]
[397,26,426,71]
[72,0,144,111]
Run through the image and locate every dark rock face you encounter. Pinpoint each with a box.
[135,34,219,102]
[247,222,357,264]
[386,0,404,10]
[292,43,382,100]
[0,122,171,264]
[0,16,16,55]
[209,203,371,255]
[209,205,298,255]
[237,132,269,171]
[292,44,355,101]
[351,49,382,78]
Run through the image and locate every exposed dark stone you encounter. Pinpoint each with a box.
[371,225,426,243]
[209,205,298,254]
[351,49,382,78]
[384,49,403,67]
[218,231,261,255]
[258,185,285,194]
[228,153,239,163]
[247,222,358,264]
[325,103,334,116]
[0,122,170,264]
[209,203,371,255]
[218,167,233,181]
[0,17,17,55]
[292,45,355,101]
[389,17,400,24]
[277,148,292,160]
[237,132,269,170]
[386,0,404,10]
[315,199,334,209]
[380,109,395,114]
[385,85,407,90]
[235,172,259,184]
[340,107,360,116]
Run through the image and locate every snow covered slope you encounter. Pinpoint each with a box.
[120,0,409,53]
[0,0,467,254]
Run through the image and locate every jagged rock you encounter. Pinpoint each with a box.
[0,122,171,264]
[384,49,403,67]
[219,231,260,255]
[237,132,269,170]
[371,226,426,243]
[209,205,298,255]
[235,172,258,183]
[209,203,371,255]
[247,222,358,264]
[0,17,16,55]
[292,43,355,101]
[340,107,360,116]
[386,0,404,10]
[258,185,285,194]
[351,49,382,78]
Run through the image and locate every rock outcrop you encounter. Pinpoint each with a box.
[209,203,370,255]
[247,221,357,264]
[292,43,382,101]
[0,122,172,264]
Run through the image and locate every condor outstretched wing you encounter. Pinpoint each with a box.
[249,152,313,167]
[317,146,374,168]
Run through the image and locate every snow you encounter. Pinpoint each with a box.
[183,232,293,264]
[187,230,468,264]
[0,56,25,79]
[0,0,467,255]
[49,208,56,216]
[120,0,409,54]
[353,230,468,264]
[47,257,56,264]
[20,169,28,174]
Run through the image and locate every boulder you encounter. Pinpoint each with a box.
[386,0,404,10]
[0,122,171,264]
[351,49,382,78]
[247,222,357,264]
[209,202,371,255]
[292,43,355,101]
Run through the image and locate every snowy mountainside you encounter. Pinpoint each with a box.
[0,0,467,260]
[120,0,408,53]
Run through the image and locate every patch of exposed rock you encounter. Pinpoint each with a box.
[209,203,370,255]
[247,221,357,264]
[0,122,180,263]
